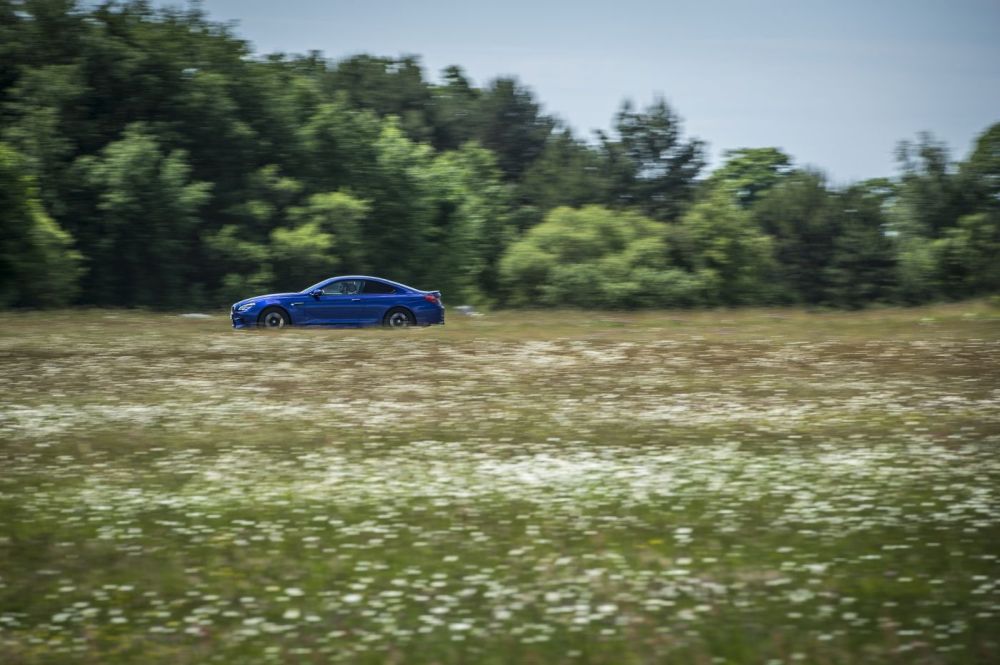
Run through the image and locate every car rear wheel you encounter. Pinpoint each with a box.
[258,307,289,329]
[383,307,415,328]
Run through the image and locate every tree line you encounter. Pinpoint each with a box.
[2,0,998,310]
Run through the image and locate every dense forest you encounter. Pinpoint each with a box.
[2,0,998,310]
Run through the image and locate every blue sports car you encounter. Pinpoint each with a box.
[231,276,445,329]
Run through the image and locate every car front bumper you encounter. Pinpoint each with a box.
[231,312,256,329]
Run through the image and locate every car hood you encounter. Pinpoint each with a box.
[232,293,302,308]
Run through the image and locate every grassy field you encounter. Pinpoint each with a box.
[1,303,999,664]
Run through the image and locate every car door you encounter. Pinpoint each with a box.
[298,279,364,324]
[356,279,400,324]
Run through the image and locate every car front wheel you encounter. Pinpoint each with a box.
[258,307,290,329]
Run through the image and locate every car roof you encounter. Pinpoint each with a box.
[326,275,417,291]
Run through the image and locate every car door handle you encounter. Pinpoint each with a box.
[351,298,361,302]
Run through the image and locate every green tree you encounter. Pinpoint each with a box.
[271,191,370,290]
[519,128,608,212]
[962,122,1000,211]
[223,164,304,241]
[269,221,334,292]
[1,63,85,218]
[674,192,777,306]
[931,212,1000,298]
[0,142,82,307]
[326,54,435,144]
[894,133,970,237]
[752,170,837,304]
[823,181,898,307]
[354,118,437,285]
[204,225,273,304]
[427,142,512,302]
[940,123,1000,296]
[475,77,554,181]
[171,69,257,210]
[429,65,481,151]
[499,205,682,308]
[0,0,28,109]
[79,123,210,306]
[706,147,792,209]
[299,97,381,194]
[600,98,705,221]
[201,164,305,302]
[891,132,970,302]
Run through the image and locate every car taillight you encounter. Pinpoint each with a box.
[424,294,439,303]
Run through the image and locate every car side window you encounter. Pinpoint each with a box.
[322,280,362,295]
[363,280,396,294]
[321,281,343,294]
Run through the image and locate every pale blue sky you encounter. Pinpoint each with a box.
[162,0,999,182]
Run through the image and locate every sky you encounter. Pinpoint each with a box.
[157,0,999,183]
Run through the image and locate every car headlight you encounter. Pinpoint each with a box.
[237,302,257,312]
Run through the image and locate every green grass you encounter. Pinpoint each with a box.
[2,302,999,663]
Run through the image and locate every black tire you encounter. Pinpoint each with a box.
[383,307,415,328]
[257,307,290,329]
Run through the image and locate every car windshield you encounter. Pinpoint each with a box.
[300,278,332,294]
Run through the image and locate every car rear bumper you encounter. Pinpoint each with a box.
[415,305,445,326]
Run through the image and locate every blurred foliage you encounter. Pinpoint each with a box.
[0,0,997,309]
[0,141,81,306]
[705,147,792,209]
[500,206,681,307]
[674,191,777,306]
[599,98,706,222]
[752,170,841,304]
[76,123,210,307]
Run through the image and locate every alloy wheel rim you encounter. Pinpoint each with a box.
[264,312,285,328]
[389,312,409,327]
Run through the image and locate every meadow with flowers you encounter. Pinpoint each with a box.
[2,303,999,664]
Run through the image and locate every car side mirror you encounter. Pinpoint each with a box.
[310,289,323,298]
